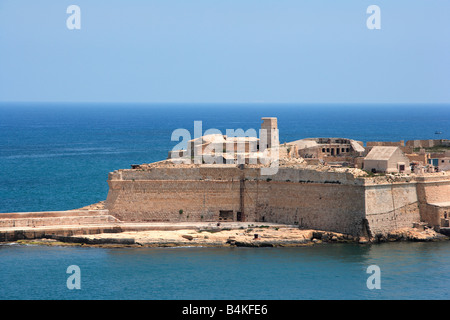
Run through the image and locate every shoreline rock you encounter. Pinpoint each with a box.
[376,227,449,243]
[3,226,447,248]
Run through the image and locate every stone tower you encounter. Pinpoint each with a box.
[261,117,279,149]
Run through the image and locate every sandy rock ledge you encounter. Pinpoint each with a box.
[9,225,448,248]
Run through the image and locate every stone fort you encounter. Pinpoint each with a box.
[105,117,450,238]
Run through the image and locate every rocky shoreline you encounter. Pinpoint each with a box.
[7,225,449,248]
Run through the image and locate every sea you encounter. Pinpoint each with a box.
[0,102,449,300]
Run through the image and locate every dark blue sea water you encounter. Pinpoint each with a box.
[0,103,449,300]
[0,242,449,300]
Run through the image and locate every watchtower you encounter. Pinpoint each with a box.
[261,117,279,149]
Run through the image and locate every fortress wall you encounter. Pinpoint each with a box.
[109,168,223,222]
[366,141,404,147]
[420,204,442,227]
[415,175,450,226]
[415,176,450,205]
[112,167,364,185]
[106,166,449,237]
[365,182,420,236]
[106,166,366,235]
[249,182,366,236]
[106,179,244,222]
[0,215,118,228]
[115,166,247,181]
[107,166,251,222]
[268,167,363,185]
[0,210,109,219]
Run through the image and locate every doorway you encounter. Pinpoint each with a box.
[219,210,234,221]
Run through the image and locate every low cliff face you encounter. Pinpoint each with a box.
[105,163,450,237]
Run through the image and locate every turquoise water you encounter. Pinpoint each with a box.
[0,103,449,300]
[0,242,449,300]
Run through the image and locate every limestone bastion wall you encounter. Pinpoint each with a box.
[364,182,420,236]
[105,166,367,236]
[105,165,450,236]
[416,175,450,227]
[363,174,450,235]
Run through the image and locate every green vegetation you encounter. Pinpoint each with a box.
[362,170,386,177]
[413,145,450,153]
[198,228,231,233]
[16,239,80,247]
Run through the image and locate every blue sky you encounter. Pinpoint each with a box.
[0,0,449,104]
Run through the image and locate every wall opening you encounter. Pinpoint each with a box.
[219,210,234,221]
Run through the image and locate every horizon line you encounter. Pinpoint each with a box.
[1,101,450,106]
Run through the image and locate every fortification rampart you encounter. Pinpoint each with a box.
[415,175,450,228]
[106,165,450,237]
[0,210,117,228]
[106,166,364,236]
[364,182,420,236]
[252,182,365,235]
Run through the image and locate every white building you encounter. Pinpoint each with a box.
[363,146,411,174]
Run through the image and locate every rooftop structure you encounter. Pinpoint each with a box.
[168,117,280,165]
[363,146,411,174]
[284,137,365,169]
